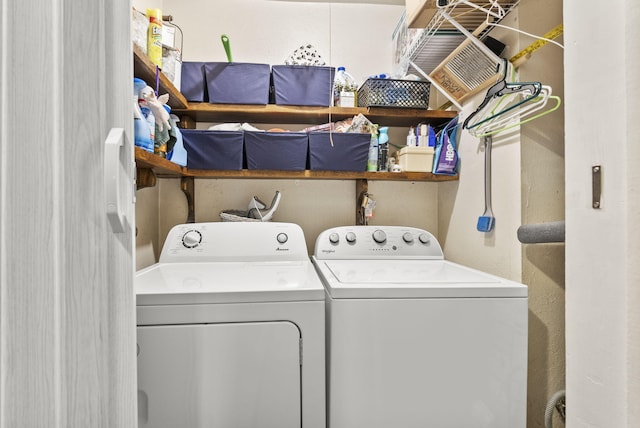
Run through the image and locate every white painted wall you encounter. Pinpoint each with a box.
[438,13,523,282]
[565,0,640,426]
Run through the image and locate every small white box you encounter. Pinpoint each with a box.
[336,91,356,107]
[398,146,434,172]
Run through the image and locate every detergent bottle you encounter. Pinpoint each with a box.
[133,78,153,152]
[138,85,156,150]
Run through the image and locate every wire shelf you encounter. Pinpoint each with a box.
[408,0,520,76]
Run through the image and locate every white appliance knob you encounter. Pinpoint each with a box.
[182,230,202,248]
[402,232,414,243]
[345,232,357,243]
[372,230,387,244]
[329,233,340,244]
[277,233,288,244]
[419,233,431,244]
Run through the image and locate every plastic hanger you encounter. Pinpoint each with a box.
[470,87,562,137]
[463,59,542,132]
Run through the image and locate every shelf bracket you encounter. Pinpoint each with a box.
[180,176,196,223]
[355,179,368,226]
[136,167,157,190]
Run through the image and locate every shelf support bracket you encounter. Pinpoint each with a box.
[180,176,196,223]
[355,179,368,225]
[136,167,157,190]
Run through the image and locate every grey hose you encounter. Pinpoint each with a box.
[545,389,566,428]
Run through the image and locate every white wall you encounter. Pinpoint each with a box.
[438,12,523,282]
[565,0,640,426]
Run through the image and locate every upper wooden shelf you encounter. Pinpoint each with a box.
[133,46,457,127]
[135,147,458,182]
[174,103,456,127]
[133,44,188,109]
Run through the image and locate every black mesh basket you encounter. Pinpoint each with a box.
[357,78,431,109]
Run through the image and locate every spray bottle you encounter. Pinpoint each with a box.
[377,126,389,171]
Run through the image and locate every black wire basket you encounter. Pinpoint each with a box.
[357,78,431,109]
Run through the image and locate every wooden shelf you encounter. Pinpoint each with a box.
[133,47,458,187]
[135,147,457,182]
[174,103,456,127]
[133,44,188,109]
[133,45,456,127]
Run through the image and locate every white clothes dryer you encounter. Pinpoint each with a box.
[136,222,325,428]
[312,226,528,428]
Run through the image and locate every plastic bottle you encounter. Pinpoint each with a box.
[367,127,379,172]
[406,126,416,146]
[138,86,156,149]
[418,124,428,147]
[146,8,163,68]
[377,126,389,172]
[333,67,357,107]
[133,78,154,152]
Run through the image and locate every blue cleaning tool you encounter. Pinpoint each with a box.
[477,135,495,232]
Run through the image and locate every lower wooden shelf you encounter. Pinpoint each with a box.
[134,147,458,182]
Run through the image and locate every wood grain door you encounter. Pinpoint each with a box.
[0,0,136,427]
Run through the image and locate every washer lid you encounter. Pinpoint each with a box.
[314,259,527,299]
[136,260,325,305]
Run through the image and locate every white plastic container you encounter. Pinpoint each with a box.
[398,146,434,172]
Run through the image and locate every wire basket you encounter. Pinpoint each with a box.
[358,78,431,109]
[219,210,268,222]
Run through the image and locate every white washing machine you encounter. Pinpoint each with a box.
[136,222,325,428]
[312,226,528,428]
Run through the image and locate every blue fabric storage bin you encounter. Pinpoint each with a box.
[180,62,207,102]
[244,131,308,170]
[205,62,271,105]
[181,130,244,170]
[271,65,335,106]
[308,132,370,171]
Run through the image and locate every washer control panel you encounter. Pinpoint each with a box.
[314,226,444,260]
[159,222,308,263]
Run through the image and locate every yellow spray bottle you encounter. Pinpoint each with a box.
[146,8,162,68]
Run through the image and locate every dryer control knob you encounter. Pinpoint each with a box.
[419,233,431,245]
[182,230,202,248]
[276,233,288,244]
[329,232,340,244]
[345,232,357,243]
[372,229,387,244]
[402,232,414,243]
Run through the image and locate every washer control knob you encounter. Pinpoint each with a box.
[345,232,357,243]
[419,233,431,245]
[372,229,387,244]
[276,233,288,244]
[182,230,202,248]
[329,232,340,244]
[402,232,414,243]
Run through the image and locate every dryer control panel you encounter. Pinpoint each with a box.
[159,222,309,263]
[314,226,444,260]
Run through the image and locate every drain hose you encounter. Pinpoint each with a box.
[544,389,566,428]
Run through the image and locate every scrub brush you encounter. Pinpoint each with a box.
[477,135,495,232]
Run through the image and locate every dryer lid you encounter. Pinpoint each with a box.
[315,259,527,299]
[136,260,325,305]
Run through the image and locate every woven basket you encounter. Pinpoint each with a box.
[219,210,269,222]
